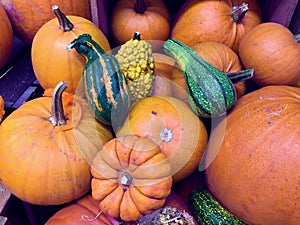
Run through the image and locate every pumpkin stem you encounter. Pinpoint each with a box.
[160,128,173,143]
[52,5,74,32]
[49,81,68,126]
[133,31,141,41]
[134,0,146,14]
[230,3,249,23]
[295,34,300,44]
[120,172,133,186]
[226,68,254,83]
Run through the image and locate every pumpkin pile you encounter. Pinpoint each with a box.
[0,0,299,224]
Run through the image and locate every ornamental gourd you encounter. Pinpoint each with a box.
[1,0,92,44]
[91,135,173,222]
[205,85,300,225]
[31,6,110,93]
[239,22,300,86]
[0,82,113,205]
[171,0,262,52]
[0,4,13,69]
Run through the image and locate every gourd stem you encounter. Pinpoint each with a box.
[295,34,300,44]
[134,0,146,14]
[49,81,68,126]
[52,5,74,32]
[226,68,254,83]
[133,31,141,40]
[230,3,249,22]
[160,128,173,143]
[120,172,133,186]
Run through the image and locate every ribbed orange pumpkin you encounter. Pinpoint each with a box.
[171,0,262,52]
[172,42,247,104]
[110,0,170,46]
[239,22,300,86]
[1,0,92,44]
[31,6,110,93]
[0,95,5,122]
[0,82,113,205]
[0,4,13,69]
[205,85,300,225]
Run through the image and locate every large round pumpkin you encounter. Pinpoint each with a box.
[239,22,300,86]
[117,96,208,183]
[0,95,5,122]
[1,0,92,44]
[172,42,247,104]
[0,3,13,69]
[205,85,300,225]
[110,0,170,46]
[31,6,110,93]
[171,0,262,52]
[91,135,173,222]
[0,82,113,205]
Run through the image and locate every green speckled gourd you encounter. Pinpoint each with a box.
[67,34,130,125]
[188,189,248,225]
[115,32,155,102]
[163,38,252,118]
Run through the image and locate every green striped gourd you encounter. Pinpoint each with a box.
[163,38,253,118]
[67,34,130,125]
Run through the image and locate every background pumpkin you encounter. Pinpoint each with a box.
[0,95,4,122]
[172,42,247,104]
[110,0,171,47]
[0,3,13,69]
[31,6,110,93]
[239,22,300,86]
[117,96,208,183]
[171,0,262,53]
[91,135,173,222]
[0,0,92,44]
[0,82,113,205]
[205,85,300,225]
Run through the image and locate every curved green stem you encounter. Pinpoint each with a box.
[52,5,74,32]
[230,3,249,23]
[226,68,254,83]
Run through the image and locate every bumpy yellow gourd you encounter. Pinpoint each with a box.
[115,32,155,102]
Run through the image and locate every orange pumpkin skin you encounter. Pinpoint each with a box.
[0,4,13,68]
[117,96,208,183]
[1,0,92,44]
[31,10,110,93]
[110,0,170,46]
[172,42,247,104]
[171,0,261,52]
[45,194,114,225]
[205,85,300,225]
[0,95,4,122]
[91,135,173,222]
[239,22,300,86]
[0,88,113,205]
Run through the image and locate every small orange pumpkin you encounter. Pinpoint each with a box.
[91,135,173,222]
[239,22,300,86]
[0,4,13,69]
[31,6,110,93]
[0,82,113,205]
[110,0,171,46]
[0,95,5,122]
[117,96,208,183]
[1,0,92,44]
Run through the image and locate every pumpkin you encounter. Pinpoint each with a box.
[239,22,300,86]
[172,42,248,104]
[0,82,113,205]
[31,6,110,93]
[0,3,13,69]
[171,0,262,52]
[1,0,92,44]
[110,0,171,47]
[117,96,208,183]
[91,135,173,222]
[205,85,300,225]
[0,95,5,122]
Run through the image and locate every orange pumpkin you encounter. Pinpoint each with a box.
[31,6,110,93]
[117,96,208,183]
[91,135,173,222]
[1,0,92,44]
[205,85,300,225]
[172,42,247,104]
[0,4,13,69]
[0,95,5,122]
[110,0,170,46]
[0,82,113,205]
[239,22,300,86]
[171,0,262,52]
